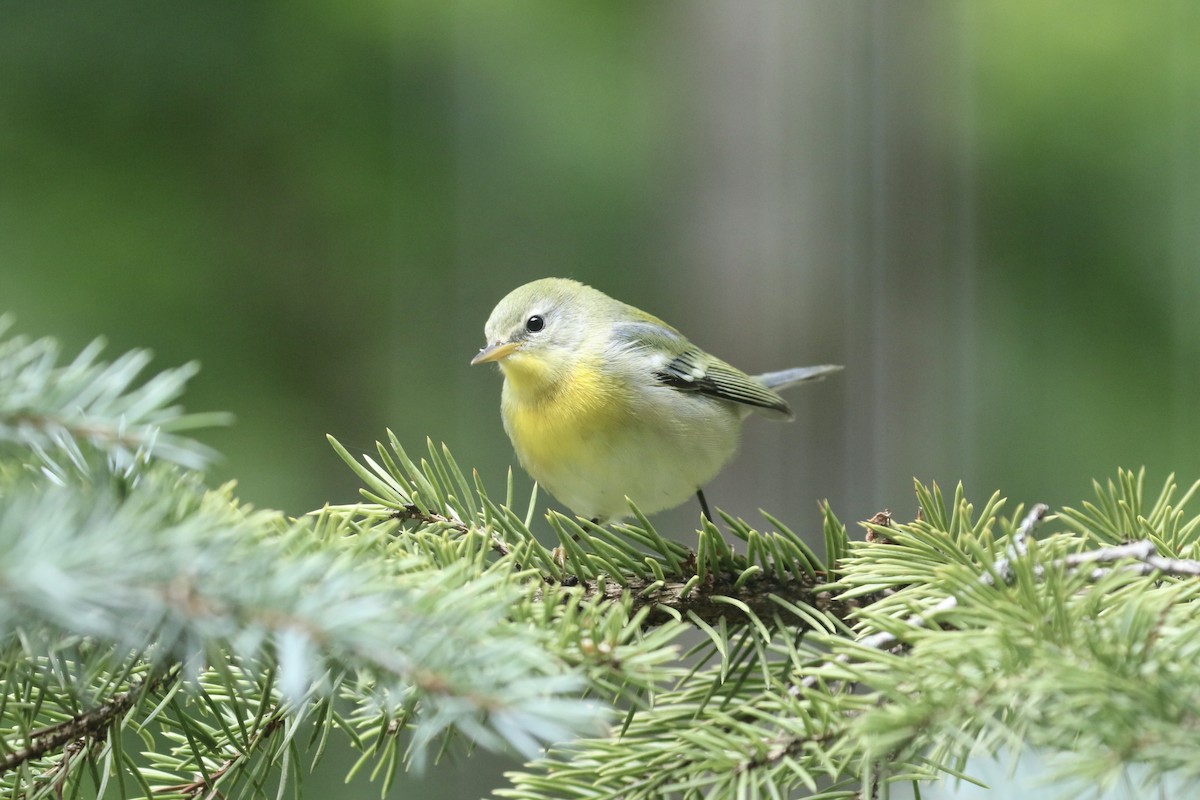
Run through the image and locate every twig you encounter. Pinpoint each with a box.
[796,505,1200,693]
[733,729,840,776]
[392,504,511,556]
[0,666,178,776]
[820,506,1052,677]
[153,713,287,798]
[1062,539,1200,578]
[46,735,103,799]
[1000,503,1048,566]
[577,571,868,630]
[1004,537,1200,584]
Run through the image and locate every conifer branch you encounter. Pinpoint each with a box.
[859,502,1051,653]
[1063,538,1200,578]
[801,501,1200,690]
[10,324,1200,798]
[0,666,177,776]
[153,712,287,798]
[392,503,512,556]
[0,321,229,472]
[577,570,866,629]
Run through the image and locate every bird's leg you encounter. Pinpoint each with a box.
[572,517,605,541]
[696,489,713,523]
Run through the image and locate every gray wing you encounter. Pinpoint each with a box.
[656,348,792,416]
[613,321,791,416]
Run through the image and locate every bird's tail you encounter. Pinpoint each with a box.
[755,364,843,391]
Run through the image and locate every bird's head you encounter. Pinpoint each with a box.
[471,278,612,391]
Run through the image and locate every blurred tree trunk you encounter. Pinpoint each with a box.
[665,2,979,520]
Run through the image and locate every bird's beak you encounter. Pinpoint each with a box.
[470,340,520,365]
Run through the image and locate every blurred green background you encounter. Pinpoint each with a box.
[3,1,1198,796]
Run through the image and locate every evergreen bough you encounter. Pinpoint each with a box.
[1,317,1198,798]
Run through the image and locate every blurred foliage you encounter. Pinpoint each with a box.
[970,2,1200,504]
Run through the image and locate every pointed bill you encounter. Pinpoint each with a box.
[470,341,520,365]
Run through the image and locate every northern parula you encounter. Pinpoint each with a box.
[471,278,841,523]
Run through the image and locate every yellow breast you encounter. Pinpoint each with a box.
[493,349,745,521]
[499,355,629,479]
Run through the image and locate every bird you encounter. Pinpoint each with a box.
[471,278,841,523]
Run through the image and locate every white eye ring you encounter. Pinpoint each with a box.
[525,315,546,333]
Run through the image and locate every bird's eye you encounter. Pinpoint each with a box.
[525,315,545,333]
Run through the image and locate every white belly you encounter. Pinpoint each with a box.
[506,382,744,522]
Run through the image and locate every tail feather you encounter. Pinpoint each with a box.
[755,364,843,392]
